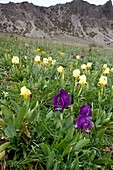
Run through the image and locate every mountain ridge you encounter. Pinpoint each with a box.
[0,0,113,45]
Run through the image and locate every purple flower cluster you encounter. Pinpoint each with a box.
[72,55,85,59]
[74,105,92,133]
[53,89,70,112]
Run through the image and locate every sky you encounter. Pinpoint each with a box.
[0,0,112,7]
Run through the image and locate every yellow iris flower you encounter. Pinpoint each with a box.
[57,66,64,74]
[20,86,32,99]
[34,55,41,64]
[98,76,107,87]
[87,62,92,69]
[78,75,87,86]
[73,69,80,78]
[12,56,19,64]
[103,67,110,75]
[52,59,56,66]
[103,64,107,69]
[81,64,87,70]
[43,58,48,65]
[48,57,52,62]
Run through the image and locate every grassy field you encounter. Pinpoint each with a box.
[1,34,113,169]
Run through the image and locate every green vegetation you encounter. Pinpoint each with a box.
[0,34,113,169]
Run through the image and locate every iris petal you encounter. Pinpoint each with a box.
[53,89,70,112]
[77,116,86,129]
[80,105,92,116]
[75,105,93,133]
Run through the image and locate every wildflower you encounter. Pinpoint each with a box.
[25,43,29,47]
[43,58,48,65]
[80,105,92,116]
[103,64,107,69]
[103,67,110,76]
[12,56,19,64]
[20,86,32,99]
[81,64,87,70]
[72,56,76,59]
[42,51,46,54]
[37,48,40,51]
[98,76,108,87]
[3,91,8,98]
[60,52,65,55]
[53,89,70,111]
[52,59,56,66]
[110,68,113,72]
[87,62,92,69]
[34,50,37,53]
[34,55,41,64]
[24,56,27,60]
[78,75,87,86]
[57,66,64,81]
[48,57,52,62]
[76,55,80,60]
[74,105,92,133]
[34,48,40,53]
[80,56,85,59]
[72,55,85,59]
[57,66,64,74]
[73,69,80,78]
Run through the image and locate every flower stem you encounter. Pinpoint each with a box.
[78,87,82,97]
[60,112,63,121]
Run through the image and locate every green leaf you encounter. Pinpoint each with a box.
[0,118,7,128]
[0,150,6,160]
[63,133,80,156]
[53,162,58,170]
[40,143,51,156]
[1,105,13,123]
[28,101,39,122]
[65,127,74,140]
[73,139,90,151]
[93,158,113,165]
[101,112,112,124]
[70,159,79,170]
[70,133,80,145]
[46,111,53,120]
[56,137,70,152]
[28,110,36,122]
[14,104,28,130]
[63,145,71,156]
[89,150,97,161]
[0,142,10,152]
[95,119,101,127]
[95,129,105,140]
[12,101,20,113]
[4,120,17,138]
[53,117,62,129]
[47,150,55,169]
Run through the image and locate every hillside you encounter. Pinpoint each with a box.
[0,0,113,45]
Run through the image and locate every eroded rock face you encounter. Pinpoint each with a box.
[0,0,113,45]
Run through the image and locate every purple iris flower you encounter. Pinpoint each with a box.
[72,56,76,59]
[74,105,92,133]
[53,89,70,112]
[80,56,85,59]
[80,105,92,116]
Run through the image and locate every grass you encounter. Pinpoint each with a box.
[0,33,113,170]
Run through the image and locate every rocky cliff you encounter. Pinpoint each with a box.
[0,0,113,45]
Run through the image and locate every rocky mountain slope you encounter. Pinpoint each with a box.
[0,0,113,45]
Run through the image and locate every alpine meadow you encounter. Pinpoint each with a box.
[0,32,113,169]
